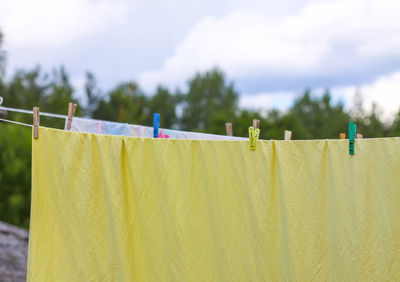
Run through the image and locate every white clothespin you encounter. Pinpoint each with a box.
[284,130,292,140]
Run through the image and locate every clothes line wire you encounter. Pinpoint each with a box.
[0,118,33,127]
[0,106,67,119]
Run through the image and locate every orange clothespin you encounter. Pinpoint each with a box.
[340,133,346,139]
[66,103,77,130]
[33,107,40,139]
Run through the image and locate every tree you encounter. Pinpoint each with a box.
[181,68,239,134]
[85,72,102,117]
[0,30,4,77]
[1,66,80,127]
[389,108,400,136]
[0,124,32,228]
[92,82,150,125]
[147,86,177,129]
[285,90,350,139]
[355,103,387,138]
[0,66,80,228]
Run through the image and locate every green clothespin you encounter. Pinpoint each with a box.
[249,126,260,150]
[349,121,356,155]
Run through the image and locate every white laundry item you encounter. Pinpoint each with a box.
[66,117,247,140]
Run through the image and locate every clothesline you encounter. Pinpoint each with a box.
[0,105,67,119]
[0,117,33,127]
[0,102,366,154]
[0,98,255,142]
[0,104,249,141]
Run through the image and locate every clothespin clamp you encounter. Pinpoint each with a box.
[153,113,160,138]
[225,122,233,136]
[0,96,3,105]
[249,126,260,150]
[66,102,77,130]
[284,130,292,140]
[253,119,260,130]
[33,107,40,139]
[349,121,356,155]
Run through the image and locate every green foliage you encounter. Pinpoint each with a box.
[0,64,398,229]
[0,30,4,77]
[2,67,81,128]
[0,124,32,228]
[92,82,149,124]
[84,72,101,117]
[181,68,238,134]
[0,66,81,228]
[286,90,350,139]
[147,86,178,128]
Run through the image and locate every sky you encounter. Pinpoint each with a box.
[0,0,400,118]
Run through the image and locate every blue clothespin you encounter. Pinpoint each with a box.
[153,113,160,138]
[349,121,356,155]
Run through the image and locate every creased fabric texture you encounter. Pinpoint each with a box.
[66,116,246,140]
[28,127,400,281]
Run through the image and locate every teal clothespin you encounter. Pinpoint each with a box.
[349,121,356,155]
[249,126,260,150]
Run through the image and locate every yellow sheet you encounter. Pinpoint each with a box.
[27,127,400,281]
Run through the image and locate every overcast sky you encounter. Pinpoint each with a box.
[1,0,400,117]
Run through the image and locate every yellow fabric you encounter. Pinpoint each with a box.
[28,127,400,281]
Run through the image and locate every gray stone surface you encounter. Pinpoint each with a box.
[0,221,28,282]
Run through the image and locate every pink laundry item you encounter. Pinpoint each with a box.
[158,129,169,138]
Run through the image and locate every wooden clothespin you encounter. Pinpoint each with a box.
[252,119,260,129]
[356,134,363,139]
[153,113,160,138]
[340,133,346,139]
[66,103,77,130]
[284,130,292,140]
[33,107,40,139]
[225,122,233,136]
[349,121,356,155]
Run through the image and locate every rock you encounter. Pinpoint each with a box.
[0,221,28,282]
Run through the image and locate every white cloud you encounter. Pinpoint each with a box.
[139,0,400,92]
[240,69,400,120]
[0,0,128,48]
[239,91,297,112]
[333,70,400,120]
